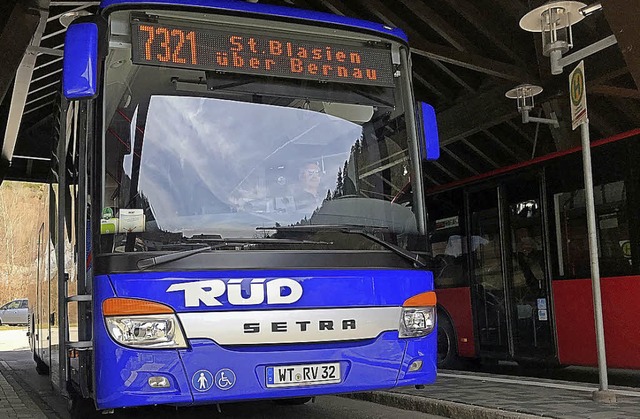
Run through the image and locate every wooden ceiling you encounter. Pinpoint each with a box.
[0,0,638,186]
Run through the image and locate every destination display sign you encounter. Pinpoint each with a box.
[131,21,395,87]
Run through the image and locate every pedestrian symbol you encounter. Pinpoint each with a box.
[198,373,208,389]
[191,369,214,392]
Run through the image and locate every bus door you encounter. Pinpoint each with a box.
[467,187,510,355]
[503,176,554,360]
[468,175,554,361]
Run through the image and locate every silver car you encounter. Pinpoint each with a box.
[0,299,29,326]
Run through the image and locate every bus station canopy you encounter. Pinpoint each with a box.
[0,0,638,187]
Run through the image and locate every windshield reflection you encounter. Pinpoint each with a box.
[136,96,362,236]
[103,88,420,253]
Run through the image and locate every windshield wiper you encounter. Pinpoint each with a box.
[185,236,333,246]
[257,225,427,268]
[137,245,216,270]
[137,237,333,270]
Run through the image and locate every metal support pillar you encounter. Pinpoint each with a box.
[580,121,616,403]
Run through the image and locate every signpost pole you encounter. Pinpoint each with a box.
[570,61,616,403]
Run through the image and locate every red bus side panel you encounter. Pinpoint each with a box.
[553,276,640,369]
[436,287,476,358]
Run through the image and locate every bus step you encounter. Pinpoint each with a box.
[67,295,92,302]
[67,341,92,350]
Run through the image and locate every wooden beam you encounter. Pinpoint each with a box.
[440,0,528,66]
[588,67,629,86]
[437,86,519,146]
[603,0,640,90]
[431,160,459,181]
[589,85,640,100]
[541,99,573,151]
[0,3,43,184]
[410,39,534,83]
[1,6,48,171]
[395,0,479,53]
[482,129,528,162]
[412,71,450,102]
[461,138,500,168]
[588,110,619,138]
[0,2,40,105]
[491,0,529,22]
[313,0,350,16]
[608,97,640,126]
[427,58,474,92]
[442,146,479,175]
[318,0,532,82]
[353,0,533,83]
[505,121,535,145]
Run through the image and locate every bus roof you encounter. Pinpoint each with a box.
[99,0,409,42]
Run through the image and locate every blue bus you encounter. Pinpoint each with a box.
[30,0,440,416]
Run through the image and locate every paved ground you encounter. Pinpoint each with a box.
[3,327,640,418]
[0,355,55,418]
[352,369,640,419]
[0,329,30,351]
[0,328,445,419]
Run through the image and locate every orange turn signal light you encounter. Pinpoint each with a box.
[403,291,437,307]
[103,298,175,316]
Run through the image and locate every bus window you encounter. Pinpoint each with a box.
[554,180,631,278]
[428,191,468,288]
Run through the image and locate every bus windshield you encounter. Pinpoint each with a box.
[100,11,422,254]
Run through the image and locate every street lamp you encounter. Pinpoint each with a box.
[505,84,559,128]
[518,1,617,404]
[519,1,616,75]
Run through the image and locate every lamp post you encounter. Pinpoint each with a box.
[506,84,559,158]
[518,2,616,403]
[505,84,559,127]
[520,1,616,75]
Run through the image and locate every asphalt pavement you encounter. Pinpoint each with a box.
[0,327,446,419]
[4,327,640,418]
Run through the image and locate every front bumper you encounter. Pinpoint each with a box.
[94,331,436,409]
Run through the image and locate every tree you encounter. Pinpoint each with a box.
[333,168,343,199]
[0,181,47,300]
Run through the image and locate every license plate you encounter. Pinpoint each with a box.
[266,362,341,388]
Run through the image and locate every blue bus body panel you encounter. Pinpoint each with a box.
[93,270,436,409]
[99,0,408,42]
[108,269,430,310]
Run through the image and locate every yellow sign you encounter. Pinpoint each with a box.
[620,240,632,258]
[569,61,587,130]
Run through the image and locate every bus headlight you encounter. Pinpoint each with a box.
[399,291,437,338]
[106,315,187,349]
[102,298,187,349]
[399,307,436,338]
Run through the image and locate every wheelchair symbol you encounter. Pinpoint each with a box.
[214,368,236,390]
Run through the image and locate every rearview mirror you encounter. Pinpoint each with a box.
[62,22,98,99]
[416,101,440,161]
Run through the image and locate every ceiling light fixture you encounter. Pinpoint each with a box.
[519,1,616,75]
[505,84,558,128]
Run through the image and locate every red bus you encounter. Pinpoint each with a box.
[427,128,640,369]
